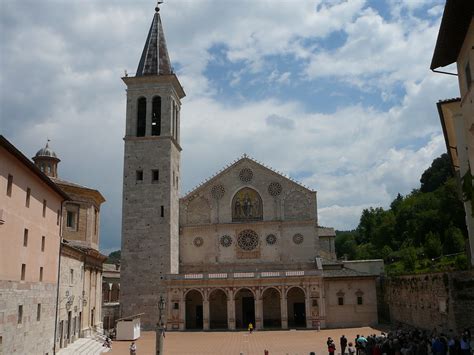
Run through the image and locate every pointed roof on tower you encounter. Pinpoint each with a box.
[136,4,172,77]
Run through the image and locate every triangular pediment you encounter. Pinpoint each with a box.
[181,154,314,202]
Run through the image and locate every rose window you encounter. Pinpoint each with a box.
[239,168,253,183]
[293,233,304,245]
[266,234,277,245]
[193,237,204,247]
[220,235,232,248]
[268,182,282,196]
[237,229,259,251]
[211,184,225,199]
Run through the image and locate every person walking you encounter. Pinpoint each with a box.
[248,322,254,334]
[328,340,336,355]
[341,335,348,355]
[129,341,137,355]
[348,342,356,355]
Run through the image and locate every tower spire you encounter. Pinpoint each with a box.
[136,2,172,76]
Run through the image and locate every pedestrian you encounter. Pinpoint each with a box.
[341,335,348,355]
[328,340,336,355]
[348,342,356,355]
[248,322,253,334]
[130,341,137,355]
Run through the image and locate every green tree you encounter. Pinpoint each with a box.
[107,250,121,264]
[424,232,442,259]
[400,246,417,271]
[443,226,466,254]
[420,153,452,193]
[335,231,358,259]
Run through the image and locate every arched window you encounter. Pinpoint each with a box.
[232,187,263,221]
[152,96,161,136]
[136,97,146,137]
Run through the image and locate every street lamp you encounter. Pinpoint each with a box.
[156,295,166,355]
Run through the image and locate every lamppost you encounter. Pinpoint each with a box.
[156,295,165,355]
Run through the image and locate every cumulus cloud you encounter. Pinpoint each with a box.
[0,0,458,252]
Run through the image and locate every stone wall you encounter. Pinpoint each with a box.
[380,270,474,332]
[0,280,57,355]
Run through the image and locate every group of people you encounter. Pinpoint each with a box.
[329,328,472,355]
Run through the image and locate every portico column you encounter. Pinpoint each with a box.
[280,288,288,329]
[227,289,235,330]
[179,297,186,331]
[203,290,210,330]
[319,279,326,328]
[305,287,312,329]
[255,289,263,330]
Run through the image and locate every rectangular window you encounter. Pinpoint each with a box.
[37,304,41,321]
[23,229,28,247]
[21,264,26,281]
[466,61,472,89]
[7,174,13,197]
[338,297,344,306]
[41,236,45,252]
[42,199,47,217]
[39,267,43,282]
[152,169,159,182]
[136,170,143,181]
[18,305,23,324]
[94,208,98,235]
[357,296,363,305]
[70,269,74,284]
[26,187,31,207]
[66,211,76,229]
[161,205,164,217]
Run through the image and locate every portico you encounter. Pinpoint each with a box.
[165,270,326,331]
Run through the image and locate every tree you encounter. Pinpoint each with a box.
[400,246,417,271]
[424,232,442,259]
[107,250,121,264]
[420,153,452,193]
[443,226,466,254]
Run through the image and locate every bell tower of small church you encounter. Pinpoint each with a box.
[120,4,185,328]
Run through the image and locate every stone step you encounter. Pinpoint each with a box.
[57,336,110,355]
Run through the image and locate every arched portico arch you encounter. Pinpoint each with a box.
[185,289,203,329]
[234,288,255,329]
[262,287,281,328]
[287,286,306,328]
[209,289,228,329]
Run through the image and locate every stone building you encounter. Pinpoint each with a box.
[431,0,474,266]
[121,6,380,331]
[33,142,107,351]
[0,135,69,355]
[102,263,120,334]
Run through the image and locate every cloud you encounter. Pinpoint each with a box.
[0,0,458,252]
[265,114,295,130]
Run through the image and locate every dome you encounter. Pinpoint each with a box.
[35,141,58,159]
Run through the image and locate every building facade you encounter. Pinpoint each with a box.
[33,142,107,351]
[102,263,120,335]
[120,7,379,331]
[0,136,68,355]
[432,0,474,266]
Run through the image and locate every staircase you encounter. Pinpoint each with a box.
[57,337,110,355]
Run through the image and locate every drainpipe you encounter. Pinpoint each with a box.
[53,200,66,355]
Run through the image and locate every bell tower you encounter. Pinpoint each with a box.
[120,4,185,328]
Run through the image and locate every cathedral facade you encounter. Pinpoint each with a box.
[120,6,379,331]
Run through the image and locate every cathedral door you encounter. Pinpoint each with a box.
[293,303,306,327]
[242,297,255,328]
[195,305,203,329]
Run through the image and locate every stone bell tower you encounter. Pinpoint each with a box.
[120,4,185,328]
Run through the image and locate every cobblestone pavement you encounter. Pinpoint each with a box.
[107,326,379,355]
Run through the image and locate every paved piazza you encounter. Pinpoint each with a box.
[108,326,380,355]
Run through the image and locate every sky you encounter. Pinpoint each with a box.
[0,0,459,255]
